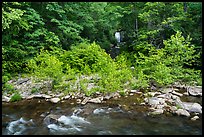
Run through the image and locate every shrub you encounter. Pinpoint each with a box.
[10,92,22,102]
[132,31,201,86]
[60,42,114,74]
[27,49,64,83]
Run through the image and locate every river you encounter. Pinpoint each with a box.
[2,94,202,135]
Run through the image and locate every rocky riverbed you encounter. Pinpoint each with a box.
[2,77,202,120]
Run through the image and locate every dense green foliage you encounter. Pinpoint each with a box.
[2,2,202,98]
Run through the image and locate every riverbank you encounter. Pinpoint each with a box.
[2,76,202,121]
[2,92,202,135]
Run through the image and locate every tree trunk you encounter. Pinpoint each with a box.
[183,2,187,12]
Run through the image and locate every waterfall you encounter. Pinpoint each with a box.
[115,32,121,43]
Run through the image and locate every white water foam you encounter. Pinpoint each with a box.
[6,117,34,135]
[47,114,90,134]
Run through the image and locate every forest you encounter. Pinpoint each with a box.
[2,2,202,100]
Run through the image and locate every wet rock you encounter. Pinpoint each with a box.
[187,86,202,97]
[50,98,60,103]
[175,109,190,117]
[97,130,112,135]
[44,114,60,125]
[93,108,106,114]
[191,116,199,121]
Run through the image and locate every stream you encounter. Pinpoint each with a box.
[2,94,202,135]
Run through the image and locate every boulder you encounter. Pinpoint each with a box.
[182,102,202,113]
[187,86,202,97]
[175,109,190,117]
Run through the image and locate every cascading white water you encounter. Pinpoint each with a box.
[115,32,121,43]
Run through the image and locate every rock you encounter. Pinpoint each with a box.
[187,86,202,97]
[27,94,51,99]
[50,98,60,103]
[173,96,185,109]
[16,78,30,85]
[183,92,189,96]
[182,102,202,113]
[171,94,179,100]
[87,83,95,91]
[170,106,178,112]
[26,95,35,100]
[44,114,60,125]
[21,92,31,99]
[93,108,106,114]
[191,116,199,121]
[149,109,164,115]
[171,91,183,97]
[156,104,165,109]
[161,88,173,94]
[41,94,52,99]
[156,93,170,99]
[148,97,160,107]
[175,109,190,117]
[172,82,186,89]
[2,96,10,102]
[148,92,161,97]
[81,97,90,105]
[129,93,134,96]
[130,90,142,94]
[104,92,120,100]
[55,93,64,98]
[157,98,165,104]
[88,97,102,104]
[63,95,70,100]
[76,99,81,104]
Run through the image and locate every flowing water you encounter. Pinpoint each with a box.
[2,95,202,135]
